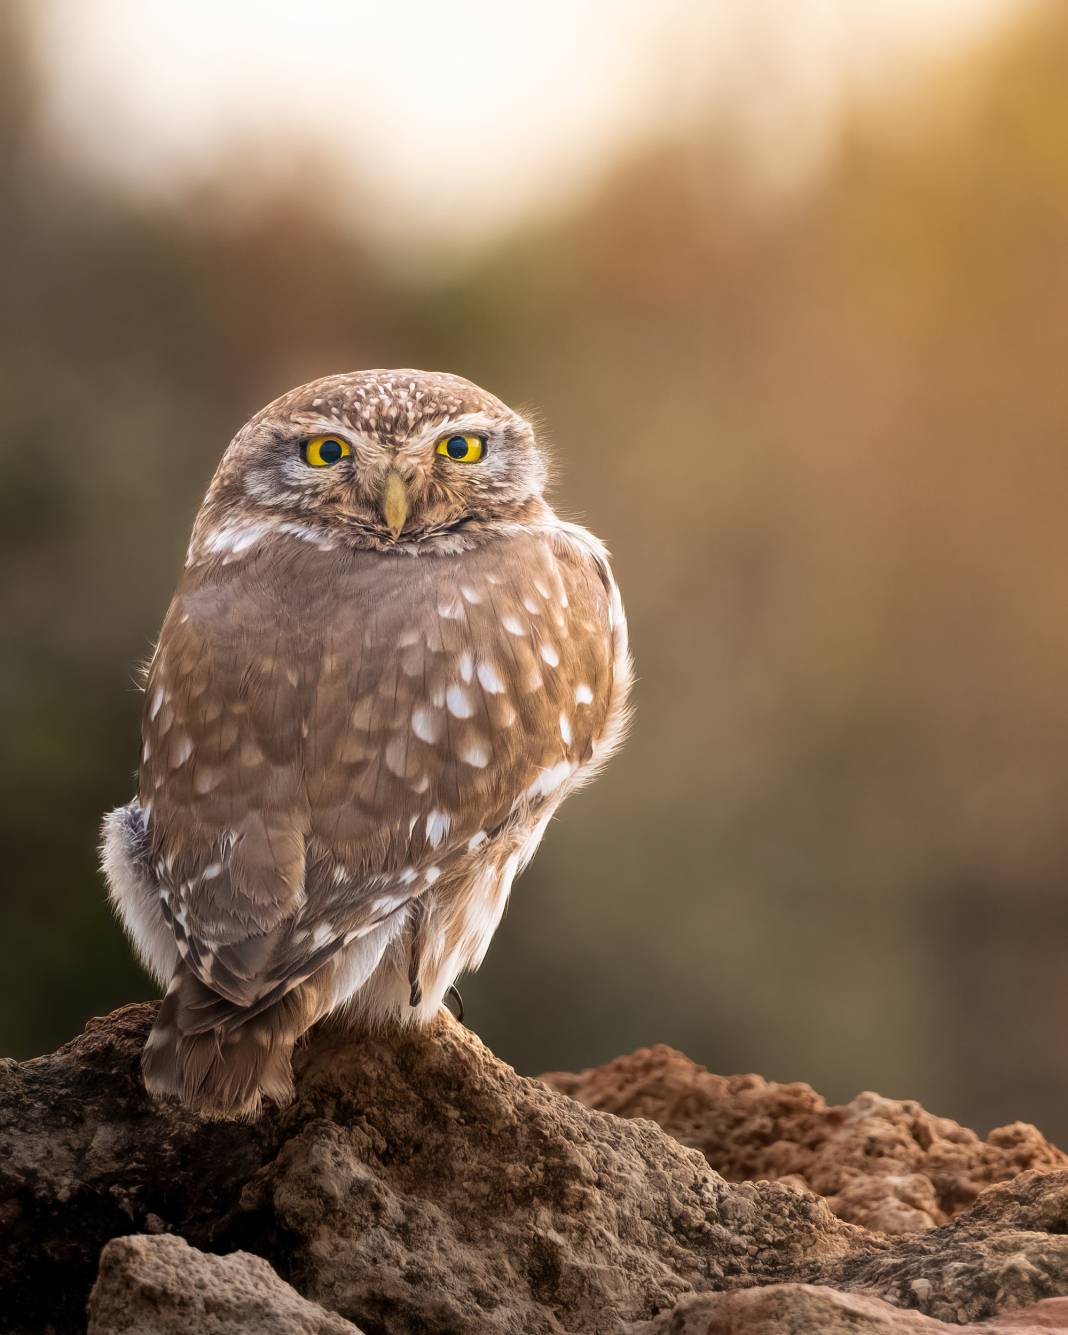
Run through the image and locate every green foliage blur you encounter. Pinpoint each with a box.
[3,6,1068,1140]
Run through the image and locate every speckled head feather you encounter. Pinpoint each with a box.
[191,369,549,559]
[102,368,631,1118]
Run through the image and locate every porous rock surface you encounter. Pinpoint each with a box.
[1,1006,1068,1333]
[88,1233,362,1334]
[625,1286,1068,1333]
[544,1045,1068,1235]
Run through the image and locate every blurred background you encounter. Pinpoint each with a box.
[2,0,1067,1140]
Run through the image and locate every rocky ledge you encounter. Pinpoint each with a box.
[3,1006,1068,1333]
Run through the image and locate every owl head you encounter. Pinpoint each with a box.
[194,369,549,555]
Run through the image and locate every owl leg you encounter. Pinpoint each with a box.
[342,903,463,1028]
[100,802,178,986]
[407,919,464,1021]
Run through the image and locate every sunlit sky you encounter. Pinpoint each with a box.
[26,0,1027,253]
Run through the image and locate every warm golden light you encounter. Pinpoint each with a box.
[25,0,1027,252]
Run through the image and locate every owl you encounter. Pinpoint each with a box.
[101,369,631,1118]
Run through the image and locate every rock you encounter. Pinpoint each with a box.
[624,1285,1068,1333]
[826,1170,1068,1324]
[3,1006,1068,1333]
[87,1233,361,1334]
[0,1003,860,1334]
[0,1004,281,1334]
[235,1017,860,1335]
[543,1045,1068,1234]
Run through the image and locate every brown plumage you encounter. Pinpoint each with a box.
[102,369,630,1117]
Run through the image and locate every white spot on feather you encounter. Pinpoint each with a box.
[575,683,594,705]
[411,706,440,743]
[425,810,451,847]
[539,642,560,667]
[385,735,412,777]
[559,714,572,745]
[477,661,504,694]
[460,738,490,768]
[372,895,404,914]
[170,734,193,767]
[502,614,526,637]
[525,760,576,800]
[446,684,474,718]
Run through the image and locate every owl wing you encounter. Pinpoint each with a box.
[140,541,333,1009]
[140,524,622,1018]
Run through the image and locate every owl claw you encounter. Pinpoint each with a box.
[443,984,465,1025]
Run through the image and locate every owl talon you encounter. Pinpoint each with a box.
[443,984,465,1025]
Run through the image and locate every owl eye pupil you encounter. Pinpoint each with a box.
[318,439,343,464]
[446,436,469,459]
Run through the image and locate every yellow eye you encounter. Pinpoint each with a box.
[436,434,484,463]
[304,435,351,467]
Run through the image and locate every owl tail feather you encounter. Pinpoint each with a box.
[143,962,317,1120]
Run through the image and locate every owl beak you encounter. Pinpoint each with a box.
[381,470,410,537]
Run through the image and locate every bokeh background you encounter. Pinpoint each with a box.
[3,0,1067,1140]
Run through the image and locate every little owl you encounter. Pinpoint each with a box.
[101,369,631,1117]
